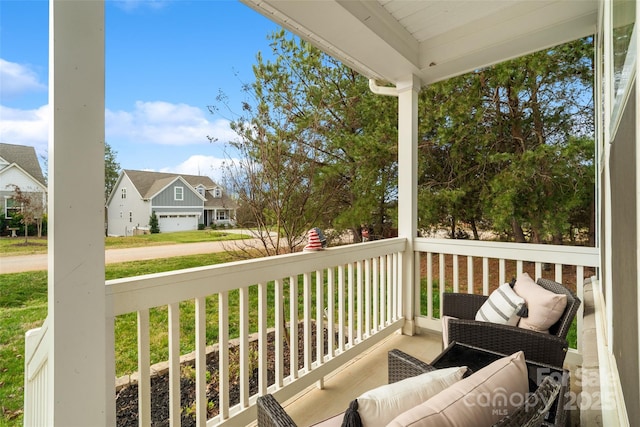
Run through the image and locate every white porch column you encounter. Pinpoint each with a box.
[49,1,108,426]
[397,75,421,335]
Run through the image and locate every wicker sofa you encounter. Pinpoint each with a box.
[442,277,581,367]
[256,349,562,427]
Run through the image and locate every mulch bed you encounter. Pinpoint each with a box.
[116,322,338,427]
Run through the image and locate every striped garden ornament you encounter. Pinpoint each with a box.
[304,228,324,251]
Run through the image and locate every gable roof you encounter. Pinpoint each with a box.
[124,169,217,199]
[121,170,239,210]
[0,143,47,187]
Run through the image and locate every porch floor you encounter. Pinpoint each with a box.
[250,328,591,427]
[254,330,443,426]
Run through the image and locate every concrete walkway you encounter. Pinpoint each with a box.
[0,238,263,274]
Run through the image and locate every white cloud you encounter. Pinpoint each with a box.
[159,154,238,183]
[0,105,49,155]
[106,101,238,146]
[0,59,47,99]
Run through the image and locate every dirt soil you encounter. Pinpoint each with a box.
[116,323,336,427]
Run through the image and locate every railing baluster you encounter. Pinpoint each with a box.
[239,287,249,408]
[218,291,229,419]
[137,309,151,427]
[373,257,380,330]
[535,262,542,279]
[303,272,312,372]
[453,254,459,293]
[576,266,585,352]
[168,303,180,427]
[275,279,284,388]
[357,260,363,342]
[258,282,267,395]
[365,258,371,337]
[482,257,489,295]
[327,269,335,357]
[387,254,393,323]
[337,266,345,353]
[290,276,299,379]
[439,253,445,316]
[195,296,206,426]
[348,263,355,346]
[393,252,399,320]
[426,253,433,318]
[499,258,506,285]
[555,264,562,283]
[316,270,324,366]
[380,256,387,326]
[467,256,474,294]
[516,260,523,278]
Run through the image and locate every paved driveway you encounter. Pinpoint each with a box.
[0,239,262,274]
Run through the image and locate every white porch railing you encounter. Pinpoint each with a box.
[105,237,406,426]
[24,237,600,426]
[23,317,51,427]
[413,237,599,359]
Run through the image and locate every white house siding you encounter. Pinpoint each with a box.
[0,166,45,192]
[0,166,47,216]
[107,174,150,236]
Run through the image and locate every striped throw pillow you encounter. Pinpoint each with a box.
[475,282,525,326]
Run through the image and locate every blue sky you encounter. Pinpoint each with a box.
[0,0,280,182]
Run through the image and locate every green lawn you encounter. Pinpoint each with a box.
[0,252,239,427]
[0,229,248,256]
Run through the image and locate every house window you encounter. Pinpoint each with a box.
[197,187,205,196]
[129,212,133,223]
[119,211,123,218]
[609,0,636,134]
[121,188,127,199]
[216,210,229,220]
[175,186,184,201]
[213,188,222,198]
[4,196,20,219]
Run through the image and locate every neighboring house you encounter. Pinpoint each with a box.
[106,169,237,236]
[0,142,47,220]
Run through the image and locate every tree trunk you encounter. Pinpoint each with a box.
[552,232,563,245]
[470,219,480,240]
[511,218,526,243]
[450,216,456,239]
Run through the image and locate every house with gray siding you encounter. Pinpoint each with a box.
[106,169,237,236]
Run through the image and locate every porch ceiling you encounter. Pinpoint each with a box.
[241,0,598,85]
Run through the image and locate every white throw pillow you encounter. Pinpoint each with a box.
[441,315,458,348]
[475,282,525,326]
[355,366,466,427]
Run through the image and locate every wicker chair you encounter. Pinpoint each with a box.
[256,349,562,427]
[442,277,581,367]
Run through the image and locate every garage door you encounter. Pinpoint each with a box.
[158,214,199,233]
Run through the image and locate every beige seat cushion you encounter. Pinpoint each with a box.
[356,366,466,426]
[387,351,529,427]
[513,273,567,333]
